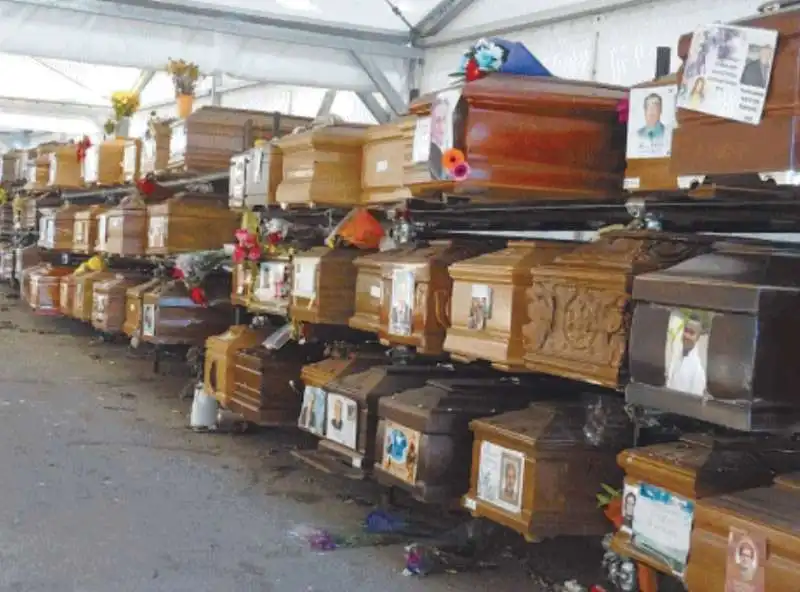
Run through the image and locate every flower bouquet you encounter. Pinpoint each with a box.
[173,249,229,307]
[167,58,200,96]
[111,91,140,120]
[451,37,552,82]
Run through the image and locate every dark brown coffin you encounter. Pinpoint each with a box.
[627,244,800,432]
[372,377,541,505]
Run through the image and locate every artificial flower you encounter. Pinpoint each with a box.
[171,267,185,280]
[76,136,92,162]
[266,232,282,246]
[234,228,249,244]
[616,97,630,124]
[451,162,471,181]
[247,245,261,261]
[441,148,465,171]
[136,176,156,196]
[465,58,482,82]
[232,245,246,264]
[189,286,208,307]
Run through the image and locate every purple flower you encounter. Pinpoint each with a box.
[451,162,471,181]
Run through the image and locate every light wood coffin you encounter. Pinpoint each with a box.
[59,274,77,317]
[464,396,629,541]
[140,278,232,346]
[48,144,83,188]
[275,124,368,208]
[145,193,238,256]
[289,247,365,326]
[349,250,389,335]
[168,106,310,173]
[203,325,274,407]
[228,144,282,209]
[361,119,413,204]
[38,204,83,251]
[685,480,800,592]
[122,278,162,338]
[628,245,800,432]
[407,77,628,200]
[624,74,680,193]
[100,199,148,257]
[122,138,143,183]
[445,240,577,372]
[73,205,109,254]
[92,272,150,334]
[21,263,48,307]
[522,232,712,389]
[72,271,115,322]
[372,377,541,505]
[140,122,171,175]
[2,149,27,183]
[83,139,127,186]
[671,8,800,185]
[401,91,437,193]
[27,145,56,189]
[377,239,498,356]
[29,265,73,314]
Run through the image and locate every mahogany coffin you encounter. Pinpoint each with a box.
[377,239,498,355]
[685,481,800,592]
[624,74,680,193]
[73,205,109,254]
[145,192,238,256]
[445,240,577,372]
[628,246,800,432]
[73,271,115,322]
[203,325,274,407]
[671,8,800,185]
[29,265,73,314]
[92,272,150,334]
[275,124,368,208]
[361,119,413,204]
[420,76,628,200]
[140,279,232,346]
[48,145,83,188]
[289,247,365,326]
[122,278,162,338]
[228,144,282,209]
[372,377,541,505]
[522,231,712,389]
[228,341,327,426]
[610,435,800,578]
[464,397,629,541]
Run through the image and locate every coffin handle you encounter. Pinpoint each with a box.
[433,289,451,328]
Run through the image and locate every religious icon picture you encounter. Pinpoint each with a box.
[664,307,713,397]
[325,393,358,449]
[298,386,327,436]
[389,269,415,337]
[382,421,419,483]
[468,284,492,330]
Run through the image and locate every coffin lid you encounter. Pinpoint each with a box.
[171,106,311,135]
[375,240,495,280]
[276,123,369,151]
[408,90,439,115]
[125,277,162,297]
[632,247,800,313]
[147,191,231,215]
[74,204,110,220]
[330,363,476,402]
[449,240,579,284]
[293,245,364,264]
[537,231,713,278]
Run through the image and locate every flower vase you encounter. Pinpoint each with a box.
[115,117,131,138]
[176,94,194,119]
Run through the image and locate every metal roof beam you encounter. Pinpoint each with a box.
[356,92,390,124]
[5,0,422,59]
[131,70,157,95]
[316,90,338,117]
[0,96,109,118]
[413,0,478,38]
[350,52,407,116]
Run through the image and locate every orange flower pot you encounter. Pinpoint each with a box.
[176,94,194,119]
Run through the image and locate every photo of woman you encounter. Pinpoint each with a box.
[689,77,706,108]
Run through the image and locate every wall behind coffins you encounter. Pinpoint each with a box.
[420,0,765,92]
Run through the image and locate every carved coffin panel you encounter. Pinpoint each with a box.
[29,265,73,314]
[628,246,800,432]
[522,232,712,388]
[445,240,578,372]
[73,205,109,255]
[203,325,274,407]
[101,201,147,257]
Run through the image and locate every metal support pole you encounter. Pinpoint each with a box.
[350,52,407,116]
[356,92,390,124]
[316,90,338,117]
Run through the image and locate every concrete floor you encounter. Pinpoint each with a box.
[0,289,601,592]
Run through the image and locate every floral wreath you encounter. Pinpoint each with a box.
[451,38,509,82]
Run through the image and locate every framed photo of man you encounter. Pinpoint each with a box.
[664,308,714,397]
[626,85,677,160]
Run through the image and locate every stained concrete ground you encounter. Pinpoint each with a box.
[0,288,604,592]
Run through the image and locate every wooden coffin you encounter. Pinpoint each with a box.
[289,247,364,326]
[168,106,310,173]
[48,144,83,188]
[229,143,282,209]
[73,205,109,254]
[624,74,679,193]
[349,250,388,335]
[276,124,369,207]
[522,232,712,389]
[83,139,126,186]
[15,245,41,288]
[72,271,115,322]
[670,8,800,186]
[377,239,498,355]
[361,119,413,204]
[140,279,232,346]
[27,146,55,189]
[372,377,540,505]
[445,240,577,372]
[401,92,437,193]
[0,203,12,239]
[414,77,628,200]
[145,193,238,256]
[311,363,477,476]
[59,274,77,317]
[141,122,171,175]
[2,149,27,183]
[203,325,274,407]
[101,199,147,256]
[0,244,14,281]
[464,397,629,541]
[38,204,83,251]
[122,278,162,338]
[610,436,790,577]
[248,255,291,316]
[21,263,47,306]
[29,265,73,314]
[228,341,327,426]
[685,480,800,591]
[92,271,150,334]
[122,138,143,183]
[230,262,254,308]
[628,245,800,432]
[21,196,38,230]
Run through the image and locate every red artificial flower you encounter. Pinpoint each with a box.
[247,245,261,261]
[189,286,208,307]
[234,228,250,244]
[136,177,156,196]
[465,57,482,82]
[616,97,630,124]
[232,245,246,264]
[266,232,282,246]
[171,267,185,280]
[76,136,92,162]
